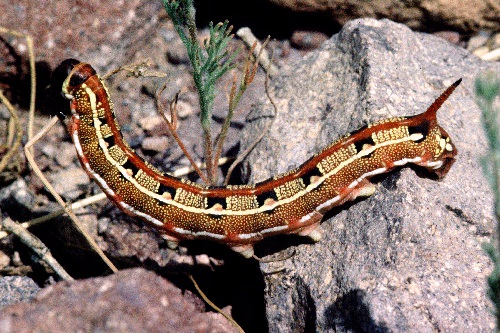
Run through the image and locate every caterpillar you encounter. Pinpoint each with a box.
[50,59,460,258]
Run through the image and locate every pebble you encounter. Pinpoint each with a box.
[473,46,491,57]
[0,275,40,307]
[0,179,35,214]
[141,136,169,153]
[174,100,194,119]
[160,23,191,65]
[41,144,57,159]
[467,30,500,61]
[54,142,77,168]
[49,167,89,201]
[138,115,165,132]
[165,39,190,65]
[432,31,460,45]
[491,33,500,48]
[290,30,329,50]
[467,31,491,51]
[0,251,10,270]
[0,105,11,120]
[137,115,171,138]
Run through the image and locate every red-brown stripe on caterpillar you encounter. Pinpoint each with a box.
[51,59,460,258]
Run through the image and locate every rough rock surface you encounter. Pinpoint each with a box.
[268,0,500,33]
[0,268,238,333]
[0,275,40,308]
[0,0,160,69]
[241,18,499,332]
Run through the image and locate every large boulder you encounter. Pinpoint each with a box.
[241,18,499,332]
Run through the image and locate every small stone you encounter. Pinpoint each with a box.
[159,26,177,43]
[41,145,57,159]
[166,40,190,65]
[0,251,10,269]
[54,142,77,168]
[11,252,22,267]
[467,31,491,51]
[490,32,500,49]
[141,136,169,153]
[138,115,165,132]
[50,167,89,201]
[290,31,329,50]
[473,45,491,57]
[0,105,10,120]
[0,179,36,216]
[138,118,169,138]
[175,100,194,119]
[0,275,40,307]
[432,31,460,44]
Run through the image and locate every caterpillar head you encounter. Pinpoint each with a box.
[422,124,457,179]
[46,59,100,119]
[45,59,82,119]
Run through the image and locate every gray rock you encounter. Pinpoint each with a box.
[241,19,499,332]
[0,276,40,308]
[141,136,169,152]
[0,179,36,219]
[49,167,89,201]
[54,141,78,168]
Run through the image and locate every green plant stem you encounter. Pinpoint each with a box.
[477,72,500,331]
[163,0,239,184]
[213,81,245,172]
[477,74,500,226]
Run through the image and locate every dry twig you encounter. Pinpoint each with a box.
[1,217,74,281]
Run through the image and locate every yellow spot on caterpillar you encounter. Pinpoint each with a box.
[108,145,127,165]
[126,169,134,177]
[275,179,305,200]
[439,138,446,150]
[445,143,453,151]
[162,192,172,200]
[227,195,259,211]
[135,169,160,192]
[317,163,325,174]
[173,188,206,208]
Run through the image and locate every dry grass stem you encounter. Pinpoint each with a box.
[236,27,278,76]
[1,217,74,281]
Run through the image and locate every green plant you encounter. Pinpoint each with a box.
[477,72,500,331]
[162,0,259,185]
